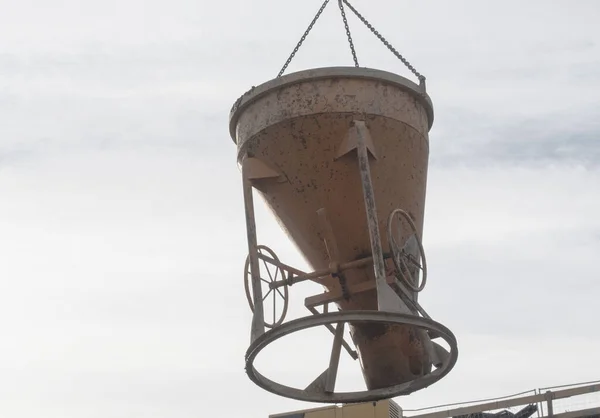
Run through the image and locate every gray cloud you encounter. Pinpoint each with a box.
[430,113,600,168]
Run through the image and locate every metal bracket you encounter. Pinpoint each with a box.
[335,120,378,160]
[242,157,282,181]
[305,275,396,309]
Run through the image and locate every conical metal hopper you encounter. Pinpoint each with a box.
[230,67,436,391]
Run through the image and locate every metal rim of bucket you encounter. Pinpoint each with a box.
[229,66,435,142]
[244,310,458,404]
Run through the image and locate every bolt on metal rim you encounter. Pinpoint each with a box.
[244,310,458,404]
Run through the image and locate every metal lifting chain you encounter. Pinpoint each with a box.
[277,0,331,78]
[341,0,425,82]
[338,0,359,68]
[276,0,425,82]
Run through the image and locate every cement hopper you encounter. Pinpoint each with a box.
[230,67,457,404]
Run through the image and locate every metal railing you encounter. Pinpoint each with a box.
[404,380,600,418]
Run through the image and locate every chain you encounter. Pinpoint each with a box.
[277,0,331,78]
[338,0,359,67]
[342,0,425,82]
[276,0,426,82]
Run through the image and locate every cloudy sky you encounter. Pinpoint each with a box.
[1,0,599,417]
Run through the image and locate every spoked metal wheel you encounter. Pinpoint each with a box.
[387,208,428,292]
[244,245,289,328]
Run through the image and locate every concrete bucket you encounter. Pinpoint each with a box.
[229,67,456,402]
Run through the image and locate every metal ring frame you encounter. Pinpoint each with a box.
[245,310,458,404]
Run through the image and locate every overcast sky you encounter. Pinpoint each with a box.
[1,0,599,417]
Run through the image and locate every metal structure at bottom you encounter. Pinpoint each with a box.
[245,311,458,404]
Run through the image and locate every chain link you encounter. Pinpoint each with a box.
[342,0,425,82]
[277,0,331,78]
[276,0,426,82]
[338,0,359,67]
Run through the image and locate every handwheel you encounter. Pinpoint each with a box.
[244,245,289,328]
[387,208,428,292]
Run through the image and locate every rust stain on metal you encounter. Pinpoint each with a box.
[230,67,434,390]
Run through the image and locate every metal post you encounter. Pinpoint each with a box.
[545,391,554,417]
[325,322,345,393]
[534,389,543,418]
[354,120,395,312]
[242,161,265,342]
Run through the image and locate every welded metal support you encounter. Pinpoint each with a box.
[325,321,345,393]
[354,120,398,312]
[242,159,265,342]
[307,305,358,359]
[545,391,554,418]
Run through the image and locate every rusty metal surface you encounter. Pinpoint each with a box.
[230,66,435,390]
[352,120,392,313]
[230,67,433,143]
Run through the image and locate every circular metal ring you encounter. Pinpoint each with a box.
[244,245,289,328]
[387,208,428,292]
[245,310,458,404]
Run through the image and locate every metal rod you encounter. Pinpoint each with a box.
[545,391,554,418]
[392,279,431,319]
[256,254,308,280]
[268,255,376,289]
[242,164,265,343]
[354,120,389,311]
[325,321,345,393]
[308,306,358,360]
[406,384,600,418]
